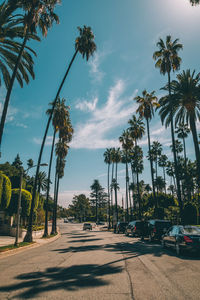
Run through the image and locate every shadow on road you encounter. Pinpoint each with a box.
[69,238,103,243]
[0,264,122,298]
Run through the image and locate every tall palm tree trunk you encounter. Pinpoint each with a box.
[168,71,183,221]
[24,49,78,242]
[0,32,29,152]
[115,162,118,223]
[44,129,56,237]
[107,163,111,229]
[51,170,58,234]
[146,118,157,207]
[190,117,200,186]
[125,150,129,222]
[136,171,141,219]
[163,167,167,195]
[111,162,114,227]
[54,172,60,233]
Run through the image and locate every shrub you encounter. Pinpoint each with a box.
[0,172,11,210]
[8,189,32,217]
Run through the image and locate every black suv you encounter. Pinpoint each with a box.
[125,220,145,237]
[115,222,128,234]
[147,220,172,241]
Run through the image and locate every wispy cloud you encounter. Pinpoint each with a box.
[72,80,138,149]
[75,97,98,112]
[33,135,58,146]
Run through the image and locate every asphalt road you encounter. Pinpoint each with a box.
[0,222,200,300]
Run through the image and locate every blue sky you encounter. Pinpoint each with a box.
[1,0,200,207]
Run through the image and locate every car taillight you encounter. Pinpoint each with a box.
[153,228,156,233]
[184,236,193,243]
[134,226,136,231]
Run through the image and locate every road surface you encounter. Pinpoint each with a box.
[0,222,200,299]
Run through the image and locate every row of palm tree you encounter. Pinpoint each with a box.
[0,1,97,241]
[104,33,200,224]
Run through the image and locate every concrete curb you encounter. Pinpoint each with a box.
[0,231,61,260]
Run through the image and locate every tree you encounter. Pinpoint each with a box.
[0,0,59,150]
[158,154,168,195]
[171,70,200,188]
[175,123,190,164]
[12,154,23,170]
[190,0,200,5]
[153,35,183,220]
[0,1,37,90]
[69,194,91,222]
[151,141,162,184]
[154,176,166,193]
[131,146,143,219]
[90,180,105,223]
[24,25,96,242]
[0,172,11,210]
[119,129,133,222]
[103,148,112,228]
[44,97,72,237]
[134,90,159,208]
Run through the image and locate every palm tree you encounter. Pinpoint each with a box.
[151,141,162,186]
[170,139,183,156]
[128,115,145,146]
[113,148,121,223]
[190,0,200,5]
[24,25,96,242]
[44,98,72,237]
[0,1,37,91]
[37,171,48,194]
[171,70,200,188]
[175,123,190,165]
[0,0,59,151]
[131,145,144,219]
[153,35,183,220]
[119,129,133,222]
[158,154,168,195]
[134,89,159,208]
[103,148,112,229]
[52,138,69,234]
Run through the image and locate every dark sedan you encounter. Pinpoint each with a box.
[162,225,200,256]
[115,222,128,234]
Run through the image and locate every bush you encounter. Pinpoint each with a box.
[0,172,11,210]
[8,189,32,217]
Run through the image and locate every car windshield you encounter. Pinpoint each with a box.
[182,227,200,235]
[119,223,128,226]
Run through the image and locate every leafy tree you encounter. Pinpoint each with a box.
[190,0,200,4]
[153,35,183,218]
[0,172,11,210]
[12,154,23,170]
[69,194,91,222]
[25,25,96,242]
[27,159,34,169]
[182,203,198,225]
[7,189,32,222]
[175,123,190,164]
[158,154,168,194]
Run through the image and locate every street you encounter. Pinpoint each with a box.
[0,222,200,300]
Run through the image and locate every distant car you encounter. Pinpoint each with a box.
[96,221,105,225]
[83,223,92,230]
[147,219,172,241]
[116,221,128,234]
[162,225,200,256]
[64,218,68,223]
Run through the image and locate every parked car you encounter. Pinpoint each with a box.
[125,220,146,237]
[147,219,172,241]
[63,218,68,223]
[162,225,200,256]
[83,223,92,230]
[116,222,128,234]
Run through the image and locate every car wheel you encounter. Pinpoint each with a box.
[175,243,181,256]
[125,230,129,236]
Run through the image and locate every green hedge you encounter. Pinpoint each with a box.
[0,172,11,210]
[8,189,32,217]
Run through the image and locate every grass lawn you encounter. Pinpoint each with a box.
[0,242,35,253]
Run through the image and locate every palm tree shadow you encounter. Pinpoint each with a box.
[0,264,122,299]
